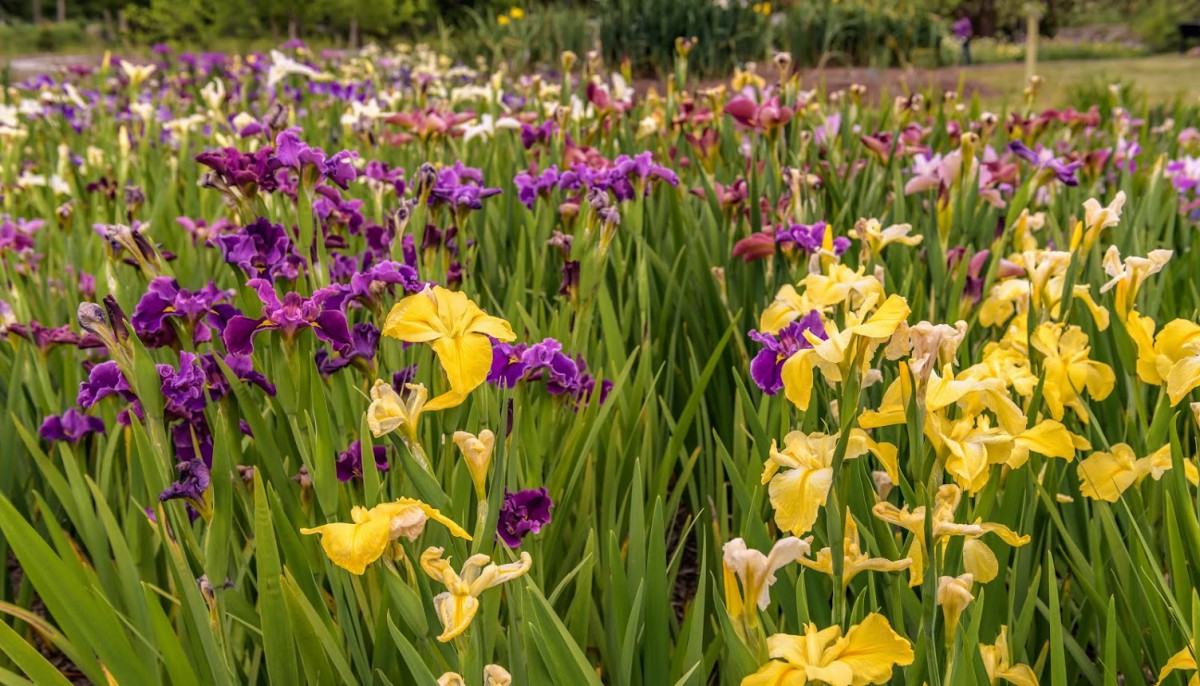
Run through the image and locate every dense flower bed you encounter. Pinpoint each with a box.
[0,41,1198,685]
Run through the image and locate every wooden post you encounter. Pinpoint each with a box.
[1024,3,1043,84]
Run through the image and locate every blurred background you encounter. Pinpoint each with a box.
[2,0,1199,106]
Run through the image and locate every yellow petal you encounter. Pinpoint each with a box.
[852,295,911,340]
[769,466,832,537]
[1077,445,1138,502]
[999,664,1041,686]
[781,349,816,411]
[1014,420,1077,461]
[382,288,446,342]
[431,333,494,398]
[832,613,915,686]
[741,660,807,686]
[300,516,391,575]
[433,591,481,642]
[1168,355,1200,407]
[963,537,999,583]
[1158,646,1199,682]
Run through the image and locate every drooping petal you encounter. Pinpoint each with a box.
[300,515,392,575]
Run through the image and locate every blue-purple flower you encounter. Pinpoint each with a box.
[427,161,501,211]
[159,458,211,508]
[775,222,851,255]
[39,408,106,443]
[214,217,305,281]
[131,277,235,346]
[497,488,553,547]
[275,129,358,189]
[335,439,390,482]
[77,361,136,408]
[748,311,827,395]
[315,322,378,376]
[223,279,352,355]
[1009,141,1082,187]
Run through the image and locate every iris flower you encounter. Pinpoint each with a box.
[452,429,496,498]
[873,484,1029,586]
[799,512,912,587]
[763,429,898,537]
[980,626,1039,686]
[301,499,470,575]
[1100,247,1172,322]
[780,294,911,412]
[1076,443,1198,502]
[741,613,914,686]
[1158,644,1199,686]
[938,573,975,638]
[420,547,532,642]
[383,286,516,410]
[722,537,810,629]
[1031,322,1115,422]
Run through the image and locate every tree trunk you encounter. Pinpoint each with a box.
[56,0,64,23]
[348,16,359,49]
[102,8,113,40]
[31,0,42,24]
[288,15,298,40]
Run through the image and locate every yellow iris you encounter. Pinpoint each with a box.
[1123,314,1200,406]
[980,626,1040,686]
[1031,322,1115,422]
[301,499,471,575]
[722,536,810,629]
[758,264,884,334]
[781,294,910,411]
[1076,443,1199,502]
[741,613,914,686]
[799,512,912,587]
[420,547,532,642]
[452,429,496,499]
[873,484,1029,586]
[937,573,975,638]
[366,380,428,441]
[383,286,516,410]
[763,429,898,537]
[849,218,923,260]
[1158,644,1199,686]
[1101,247,1172,322]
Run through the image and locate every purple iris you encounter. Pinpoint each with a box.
[1009,141,1081,187]
[77,361,136,408]
[214,217,305,281]
[775,222,851,255]
[334,440,390,482]
[159,458,211,508]
[196,146,285,194]
[338,261,426,309]
[223,279,352,355]
[39,408,106,443]
[158,353,208,419]
[427,161,501,211]
[521,120,556,149]
[315,322,378,376]
[497,488,554,548]
[748,311,826,395]
[514,166,561,209]
[172,422,214,464]
[487,337,612,406]
[199,352,276,400]
[489,341,529,388]
[131,277,235,347]
[275,129,358,189]
[7,321,103,352]
[0,217,40,254]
